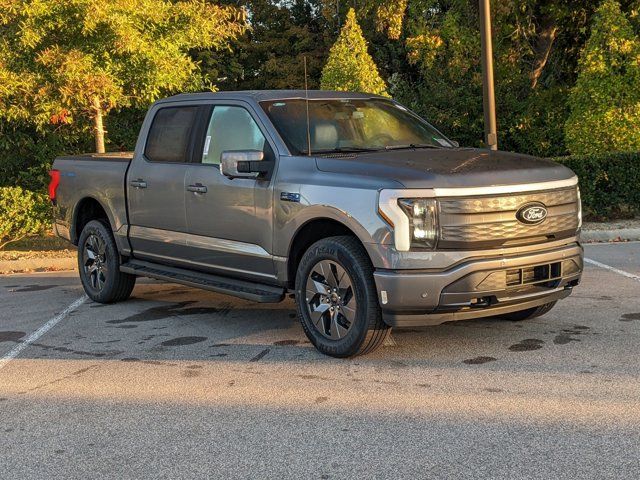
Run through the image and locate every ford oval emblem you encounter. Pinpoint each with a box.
[516,202,548,225]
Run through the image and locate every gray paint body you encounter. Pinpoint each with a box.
[52,90,583,326]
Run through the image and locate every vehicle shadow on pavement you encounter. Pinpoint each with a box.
[2,275,586,368]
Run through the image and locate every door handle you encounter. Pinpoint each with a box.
[130,179,147,189]
[187,184,207,194]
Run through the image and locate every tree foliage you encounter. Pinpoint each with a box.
[388,1,603,154]
[555,151,640,219]
[0,0,247,151]
[565,0,640,155]
[196,0,332,91]
[3,0,640,202]
[320,8,389,96]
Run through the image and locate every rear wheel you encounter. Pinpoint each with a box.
[497,301,557,321]
[78,220,136,303]
[295,236,390,357]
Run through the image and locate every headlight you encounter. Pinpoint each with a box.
[398,199,438,249]
[577,186,582,230]
[378,190,439,251]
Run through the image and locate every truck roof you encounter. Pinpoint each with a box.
[160,90,385,104]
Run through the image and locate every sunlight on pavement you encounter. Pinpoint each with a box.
[2,358,639,428]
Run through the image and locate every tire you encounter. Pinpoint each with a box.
[295,236,390,358]
[497,301,557,322]
[77,219,136,303]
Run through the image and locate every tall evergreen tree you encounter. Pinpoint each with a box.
[565,0,640,154]
[320,8,389,96]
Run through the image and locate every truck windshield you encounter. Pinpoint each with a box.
[260,98,453,155]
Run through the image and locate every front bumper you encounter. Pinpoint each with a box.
[374,243,583,327]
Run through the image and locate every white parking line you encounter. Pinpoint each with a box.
[584,257,640,282]
[0,295,87,371]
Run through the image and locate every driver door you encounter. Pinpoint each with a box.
[182,102,276,282]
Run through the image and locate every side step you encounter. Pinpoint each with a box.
[120,260,285,303]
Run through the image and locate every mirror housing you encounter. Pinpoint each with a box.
[450,140,460,148]
[220,150,266,179]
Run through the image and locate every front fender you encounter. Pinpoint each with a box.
[273,184,394,266]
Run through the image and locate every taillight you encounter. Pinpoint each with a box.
[48,169,60,204]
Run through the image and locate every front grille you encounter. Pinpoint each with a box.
[506,262,562,287]
[438,187,579,249]
[440,256,583,297]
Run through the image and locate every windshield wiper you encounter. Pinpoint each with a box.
[311,146,381,154]
[384,143,444,150]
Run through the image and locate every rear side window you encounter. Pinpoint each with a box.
[145,106,198,163]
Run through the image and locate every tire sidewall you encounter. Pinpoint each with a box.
[77,220,121,303]
[295,238,375,357]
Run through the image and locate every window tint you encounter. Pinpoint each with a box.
[145,106,198,163]
[202,106,266,165]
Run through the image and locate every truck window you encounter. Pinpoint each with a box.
[145,106,198,163]
[261,99,452,155]
[202,106,266,165]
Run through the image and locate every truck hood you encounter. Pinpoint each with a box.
[314,148,575,189]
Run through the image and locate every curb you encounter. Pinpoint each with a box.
[581,228,640,243]
[0,256,76,275]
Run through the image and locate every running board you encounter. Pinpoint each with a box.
[120,260,285,303]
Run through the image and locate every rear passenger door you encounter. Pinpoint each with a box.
[127,105,199,264]
[182,102,276,281]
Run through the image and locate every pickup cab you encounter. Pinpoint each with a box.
[50,90,583,357]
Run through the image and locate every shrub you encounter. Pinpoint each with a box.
[0,119,93,193]
[553,151,640,220]
[564,0,640,155]
[0,187,51,250]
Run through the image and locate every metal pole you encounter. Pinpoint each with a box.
[479,0,498,150]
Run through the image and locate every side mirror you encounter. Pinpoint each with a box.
[450,140,460,148]
[220,150,266,179]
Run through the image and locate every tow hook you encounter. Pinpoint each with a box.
[470,296,496,308]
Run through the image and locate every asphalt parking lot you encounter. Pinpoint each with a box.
[1,242,639,479]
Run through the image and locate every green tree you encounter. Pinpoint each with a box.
[320,8,389,96]
[391,0,611,155]
[196,0,332,91]
[321,0,408,40]
[565,0,640,154]
[0,0,246,153]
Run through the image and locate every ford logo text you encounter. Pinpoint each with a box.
[516,202,548,225]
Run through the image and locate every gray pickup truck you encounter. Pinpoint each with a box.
[50,90,583,357]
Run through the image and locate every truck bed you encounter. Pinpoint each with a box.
[52,152,134,245]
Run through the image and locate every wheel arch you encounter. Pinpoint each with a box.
[71,196,112,245]
[286,217,373,288]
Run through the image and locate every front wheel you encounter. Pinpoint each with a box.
[77,220,136,303]
[295,236,390,358]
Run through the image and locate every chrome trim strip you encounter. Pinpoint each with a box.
[432,176,578,197]
[379,176,579,252]
[382,176,578,201]
[129,226,185,245]
[187,234,271,258]
[129,226,271,258]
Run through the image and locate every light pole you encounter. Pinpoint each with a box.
[479,0,498,150]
